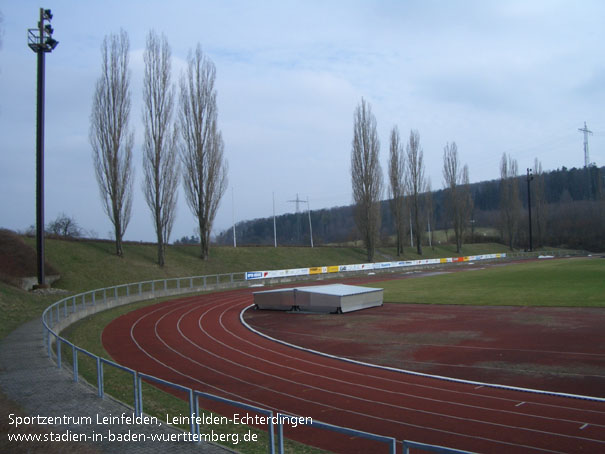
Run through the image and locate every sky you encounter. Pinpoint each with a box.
[1,0,604,242]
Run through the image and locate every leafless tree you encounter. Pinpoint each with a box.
[142,30,179,267]
[499,153,521,250]
[405,129,426,255]
[442,142,473,253]
[90,30,134,257]
[47,213,82,238]
[179,45,228,260]
[388,126,406,256]
[351,98,383,262]
[425,178,435,250]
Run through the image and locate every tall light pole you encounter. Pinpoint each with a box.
[272,192,277,248]
[526,168,533,252]
[28,8,58,288]
[231,187,236,247]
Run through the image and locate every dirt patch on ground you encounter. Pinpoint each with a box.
[244,303,605,397]
[0,229,58,287]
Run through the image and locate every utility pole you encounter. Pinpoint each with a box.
[287,193,302,212]
[272,192,277,248]
[578,121,593,168]
[231,187,236,247]
[287,194,314,247]
[28,8,58,288]
[287,193,303,244]
[409,210,414,248]
[526,168,533,252]
[306,196,314,248]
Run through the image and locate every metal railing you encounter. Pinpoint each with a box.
[39,265,507,453]
[277,413,397,453]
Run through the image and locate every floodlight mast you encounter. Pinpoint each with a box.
[527,168,534,252]
[28,8,58,288]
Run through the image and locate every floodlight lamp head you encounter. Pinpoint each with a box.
[46,37,59,51]
[45,24,54,35]
[44,9,53,21]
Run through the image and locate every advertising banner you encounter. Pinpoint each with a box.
[244,252,507,280]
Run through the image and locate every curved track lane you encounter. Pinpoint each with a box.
[103,288,605,453]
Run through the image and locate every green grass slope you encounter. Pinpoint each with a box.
[21,238,377,293]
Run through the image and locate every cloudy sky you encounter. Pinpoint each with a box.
[1,0,603,242]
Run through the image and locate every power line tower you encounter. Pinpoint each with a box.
[578,121,593,167]
[287,193,303,212]
[287,193,303,244]
[287,194,314,247]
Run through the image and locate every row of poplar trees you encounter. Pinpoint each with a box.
[90,30,227,266]
[351,98,473,262]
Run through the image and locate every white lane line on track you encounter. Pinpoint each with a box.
[128,295,271,406]
[239,308,605,418]
[123,293,605,421]
[166,299,574,453]
[214,305,605,431]
[240,305,605,405]
[155,297,604,451]
[120,293,604,454]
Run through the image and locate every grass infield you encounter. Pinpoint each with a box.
[368,257,605,307]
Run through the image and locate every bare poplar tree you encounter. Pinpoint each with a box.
[142,30,179,267]
[461,165,473,242]
[388,126,406,256]
[90,30,134,257]
[442,142,473,253]
[533,158,547,247]
[499,153,521,250]
[425,178,435,250]
[179,45,228,260]
[405,129,426,255]
[351,98,383,262]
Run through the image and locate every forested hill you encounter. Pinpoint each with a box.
[215,165,604,251]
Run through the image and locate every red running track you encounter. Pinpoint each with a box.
[103,287,605,453]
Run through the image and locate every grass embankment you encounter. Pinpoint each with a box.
[2,236,512,339]
[1,238,376,339]
[0,284,57,340]
[371,257,605,307]
[20,237,376,294]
